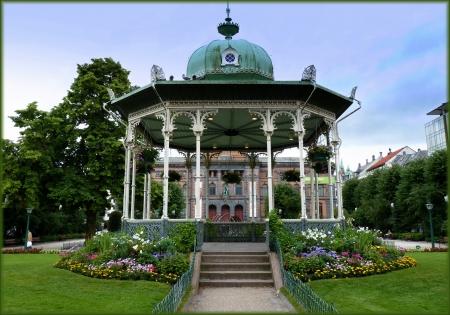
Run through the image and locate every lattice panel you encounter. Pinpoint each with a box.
[305,221,342,233]
[123,221,164,240]
[283,222,305,234]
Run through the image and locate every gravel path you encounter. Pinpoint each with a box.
[187,287,291,313]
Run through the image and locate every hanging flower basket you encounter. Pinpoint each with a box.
[221,171,242,184]
[136,162,152,174]
[139,148,159,164]
[282,169,300,182]
[160,170,182,182]
[313,161,336,174]
[307,145,334,162]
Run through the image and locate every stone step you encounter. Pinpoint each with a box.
[198,279,274,288]
[201,254,269,263]
[202,251,267,256]
[201,262,271,271]
[200,270,273,280]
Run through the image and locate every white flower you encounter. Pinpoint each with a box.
[133,245,138,250]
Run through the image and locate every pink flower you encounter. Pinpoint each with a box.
[342,252,349,256]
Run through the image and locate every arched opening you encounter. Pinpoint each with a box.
[221,204,230,221]
[209,204,217,219]
[234,204,244,221]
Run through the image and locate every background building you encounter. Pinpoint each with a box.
[152,151,337,221]
[425,102,448,155]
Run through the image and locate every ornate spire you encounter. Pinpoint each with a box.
[218,1,239,39]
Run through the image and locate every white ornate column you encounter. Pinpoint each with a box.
[123,120,139,219]
[170,108,218,219]
[131,150,137,219]
[293,108,310,219]
[310,168,315,219]
[142,174,147,219]
[147,173,151,219]
[249,109,277,212]
[324,119,334,219]
[331,121,343,219]
[156,108,173,219]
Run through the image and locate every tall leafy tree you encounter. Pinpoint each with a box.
[342,177,359,214]
[374,164,402,232]
[264,183,301,219]
[3,103,82,238]
[48,58,130,240]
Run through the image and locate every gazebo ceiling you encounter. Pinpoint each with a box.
[109,80,354,152]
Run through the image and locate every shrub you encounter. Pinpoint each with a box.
[108,211,122,232]
[169,222,197,253]
[156,252,190,276]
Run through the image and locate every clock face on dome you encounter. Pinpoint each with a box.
[225,54,235,63]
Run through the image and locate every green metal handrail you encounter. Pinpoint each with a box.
[152,237,197,313]
[274,236,338,313]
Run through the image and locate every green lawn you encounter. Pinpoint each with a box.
[307,252,449,314]
[1,254,171,314]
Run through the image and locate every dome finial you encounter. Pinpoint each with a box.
[218,1,239,39]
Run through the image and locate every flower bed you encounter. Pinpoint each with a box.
[52,224,196,285]
[268,210,418,283]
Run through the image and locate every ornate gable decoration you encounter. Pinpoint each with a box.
[221,47,240,67]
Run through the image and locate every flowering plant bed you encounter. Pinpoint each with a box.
[52,224,196,284]
[221,171,242,184]
[269,211,418,283]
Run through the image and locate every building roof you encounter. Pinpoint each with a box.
[366,147,405,172]
[427,102,447,115]
[391,150,428,167]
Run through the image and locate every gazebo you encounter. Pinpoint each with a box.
[106,6,360,232]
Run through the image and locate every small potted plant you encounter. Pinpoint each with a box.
[160,170,182,182]
[282,169,300,182]
[307,145,334,162]
[221,171,242,184]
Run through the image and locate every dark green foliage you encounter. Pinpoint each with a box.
[169,222,196,253]
[264,183,301,218]
[281,169,300,182]
[221,171,242,184]
[108,210,122,232]
[342,178,359,214]
[155,252,190,276]
[161,170,182,182]
[344,149,447,236]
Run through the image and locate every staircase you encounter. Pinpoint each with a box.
[199,251,274,287]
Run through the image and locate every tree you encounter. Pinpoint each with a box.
[342,177,359,215]
[3,103,87,238]
[373,165,402,232]
[151,181,185,218]
[48,58,131,240]
[264,183,301,219]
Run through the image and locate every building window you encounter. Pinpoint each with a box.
[183,184,187,197]
[262,184,268,196]
[318,185,325,196]
[236,184,242,195]
[209,183,216,196]
[294,184,299,192]
[210,170,217,177]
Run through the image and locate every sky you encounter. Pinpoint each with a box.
[2,1,447,172]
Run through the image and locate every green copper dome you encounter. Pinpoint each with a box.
[186,40,274,81]
[185,5,274,81]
